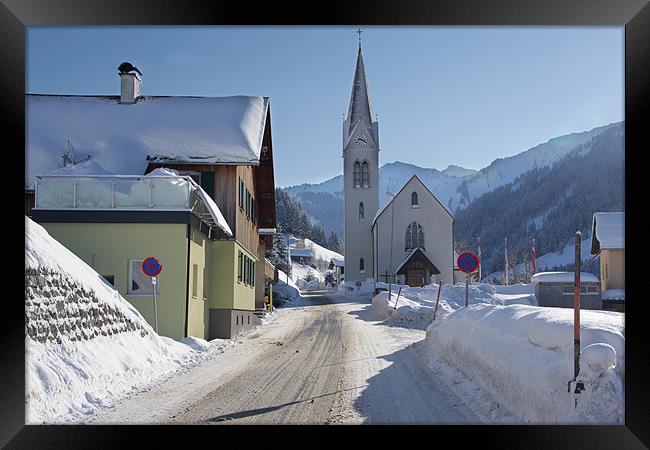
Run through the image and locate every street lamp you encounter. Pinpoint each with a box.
[386,191,396,300]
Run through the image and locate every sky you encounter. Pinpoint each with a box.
[27,26,623,187]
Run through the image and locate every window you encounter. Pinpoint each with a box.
[361,161,369,188]
[359,258,365,272]
[239,178,245,211]
[353,161,361,187]
[562,285,599,295]
[411,191,418,207]
[245,189,252,219]
[359,202,364,221]
[192,264,198,298]
[128,260,155,295]
[238,251,243,282]
[252,198,257,224]
[252,262,256,287]
[405,222,424,251]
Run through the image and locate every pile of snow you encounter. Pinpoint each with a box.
[271,270,302,304]
[425,304,624,423]
[291,262,324,290]
[24,217,230,424]
[601,289,625,301]
[531,272,599,284]
[369,282,537,329]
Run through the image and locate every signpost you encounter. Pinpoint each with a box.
[457,252,479,308]
[141,256,163,333]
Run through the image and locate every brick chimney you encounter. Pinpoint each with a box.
[120,71,141,104]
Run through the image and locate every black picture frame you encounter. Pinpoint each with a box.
[4,0,648,447]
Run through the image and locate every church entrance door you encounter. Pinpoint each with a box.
[406,269,426,287]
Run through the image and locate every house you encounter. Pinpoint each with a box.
[591,212,624,311]
[26,66,277,339]
[328,257,345,285]
[289,247,314,265]
[371,175,454,287]
[531,272,602,310]
[32,171,234,340]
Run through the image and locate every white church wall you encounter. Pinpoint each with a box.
[373,176,454,284]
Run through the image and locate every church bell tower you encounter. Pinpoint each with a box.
[343,38,379,282]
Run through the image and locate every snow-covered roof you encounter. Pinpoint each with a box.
[289,248,313,258]
[394,247,440,275]
[258,228,277,235]
[601,289,625,300]
[330,258,344,267]
[530,272,600,284]
[591,212,624,253]
[26,94,269,189]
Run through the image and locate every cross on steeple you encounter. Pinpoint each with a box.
[356,28,363,46]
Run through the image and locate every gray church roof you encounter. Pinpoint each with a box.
[346,45,374,135]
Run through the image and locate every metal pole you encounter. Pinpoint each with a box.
[433,282,443,321]
[573,232,581,380]
[152,276,159,333]
[389,196,395,299]
[269,283,273,313]
[465,272,469,307]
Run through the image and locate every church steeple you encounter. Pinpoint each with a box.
[346,44,374,134]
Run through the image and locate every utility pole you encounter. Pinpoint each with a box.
[568,231,585,407]
[387,192,396,299]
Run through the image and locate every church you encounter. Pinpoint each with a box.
[342,42,455,287]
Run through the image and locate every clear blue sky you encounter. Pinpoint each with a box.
[27,26,623,187]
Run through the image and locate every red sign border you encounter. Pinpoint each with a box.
[457,252,479,273]
[141,256,163,277]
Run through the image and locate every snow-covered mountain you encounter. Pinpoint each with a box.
[284,121,622,237]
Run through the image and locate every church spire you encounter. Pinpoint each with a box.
[346,41,374,133]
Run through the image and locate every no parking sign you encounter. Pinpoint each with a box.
[457,252,479,308]
[141,256,162,333]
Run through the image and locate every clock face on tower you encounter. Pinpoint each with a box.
[355,133,368,147]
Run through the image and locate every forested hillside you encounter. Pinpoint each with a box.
[454,123,624,274]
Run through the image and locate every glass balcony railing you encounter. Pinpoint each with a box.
[35,175,193,210]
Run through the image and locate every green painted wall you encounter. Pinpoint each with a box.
[208,240,255,312]
[41,222,189,340]
[187,223,208,339]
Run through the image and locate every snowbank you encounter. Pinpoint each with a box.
[369,282,537,328]
[25,217,230,423]
[272,270,302,304]
[425,304,624,423]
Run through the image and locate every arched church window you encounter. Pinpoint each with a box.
[359,202,364,221]
[359,258,365,272]
[361,161,369,188]
[411,192,418,207]
[405,226,413,251]
[353,161,361,188]
[405,222,424,250]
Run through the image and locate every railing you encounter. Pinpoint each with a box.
[34,175,195,210]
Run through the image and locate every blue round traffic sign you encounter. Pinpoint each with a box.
[457,252,479,273]
[141,256,163,277]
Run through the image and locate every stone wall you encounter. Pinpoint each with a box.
[25,267,149,344]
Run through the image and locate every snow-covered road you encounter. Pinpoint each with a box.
[91,290,515,424]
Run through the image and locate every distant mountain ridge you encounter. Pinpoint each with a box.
[284,121,623,239]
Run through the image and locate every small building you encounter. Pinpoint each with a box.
[289,247,313,265]
[328,257,345,285]
[591,212,624,310]
[531,272,601,309]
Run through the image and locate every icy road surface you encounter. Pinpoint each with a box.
[91,291,515,424]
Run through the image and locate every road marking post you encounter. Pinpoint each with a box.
[432,282,443,321]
